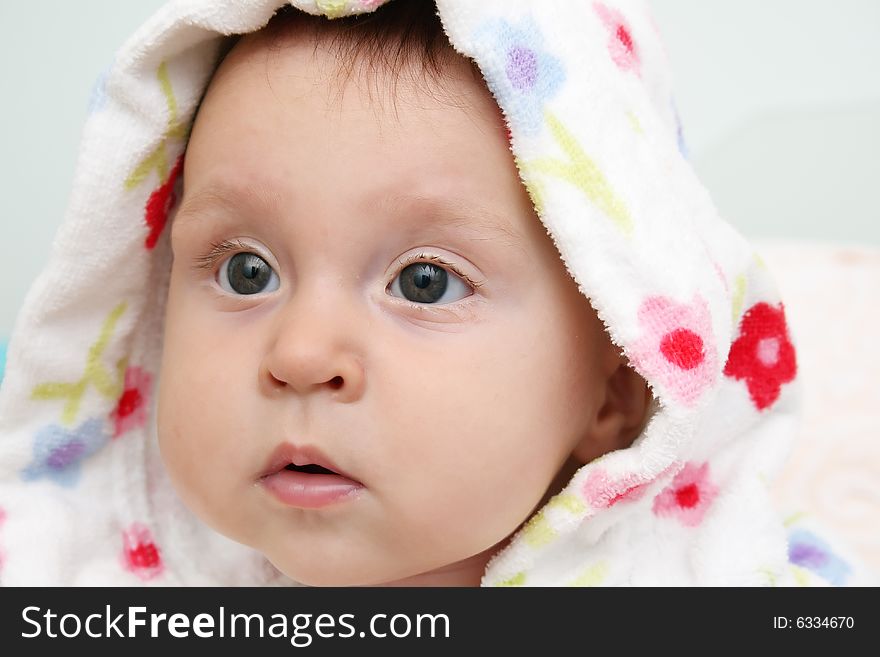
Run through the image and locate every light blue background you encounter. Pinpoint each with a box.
[1,0,879,339]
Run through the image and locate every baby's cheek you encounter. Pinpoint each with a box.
[156,400,198,493]
[156,408,248,541]
[156,375,215,501]
[446,449,558,549]
[438,479,541,561]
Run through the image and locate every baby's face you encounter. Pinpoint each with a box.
[158,29,615,586]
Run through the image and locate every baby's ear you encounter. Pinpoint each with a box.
[571,350,653,465]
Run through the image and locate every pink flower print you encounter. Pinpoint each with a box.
[652,462,719,527]
[593,2,641,75]
[583,462,680,509]
[628,295,718,407]
[121,523,164,581]
[583,468,652,509]
[723,302,797,411]
[110,366,153,438]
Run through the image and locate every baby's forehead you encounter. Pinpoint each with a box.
[190,9,552,265]
[209,22,509,168]
[230,5,486,113]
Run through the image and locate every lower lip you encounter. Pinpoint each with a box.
[260,469,364,509]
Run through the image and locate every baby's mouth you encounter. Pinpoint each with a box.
[261,447,365,509]
[284,463,337,475]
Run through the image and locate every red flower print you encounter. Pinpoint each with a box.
[110,366,153,438]
[593,2,641,75]
[628,294,718,407]
[144,153,184,250]
[652,461,719,527]
[121,523,163,580]
[723,302,797,411]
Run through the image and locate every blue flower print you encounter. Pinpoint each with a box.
[87,58,114,115]
[672,100,688,160]
[471,15,566,135]
[788,528,852,586]
[0,339,7,383]
[20,417,109,488]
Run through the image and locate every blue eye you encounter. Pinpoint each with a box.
[388,261,471,305]
[218,252,280,295]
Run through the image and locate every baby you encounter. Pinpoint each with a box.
[157,4,652,586]
[0,0,849,587]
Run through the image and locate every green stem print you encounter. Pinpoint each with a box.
[124,62,189,191]
[518,109,633,238]
[31,301,128,426]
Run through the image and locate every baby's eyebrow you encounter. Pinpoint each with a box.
[174,182,283,228]
[369,192,526,252]
[174,183,526,252]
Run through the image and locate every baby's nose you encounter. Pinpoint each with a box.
[260,285,366,401]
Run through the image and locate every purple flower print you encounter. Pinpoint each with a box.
[471,16,566,135]
[672,101,688,159]
[788,528,852,586]
[20,417,109,488]
[506,45,539,91]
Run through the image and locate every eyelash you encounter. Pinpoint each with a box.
[192,238,251,271]
[192,239,484,295]
[394,252,484,291]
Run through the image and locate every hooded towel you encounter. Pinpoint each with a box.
[0,0,861,586]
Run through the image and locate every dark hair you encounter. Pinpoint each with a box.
[244,0,484,111]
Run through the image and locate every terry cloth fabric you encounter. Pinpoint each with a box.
[0,0,870,586]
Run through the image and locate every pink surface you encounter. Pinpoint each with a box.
[760,241,880,574]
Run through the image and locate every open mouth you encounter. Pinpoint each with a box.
[284,463,337,475]
[260,443,361,484]
[260,443,365,508]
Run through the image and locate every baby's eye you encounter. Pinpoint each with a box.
[387,260,471,305]
[218,252,280,295]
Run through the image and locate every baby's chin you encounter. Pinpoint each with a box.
[263,542,483,587]
[265,555,403,587]
[262,540,501,587]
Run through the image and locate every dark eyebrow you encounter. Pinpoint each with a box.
[174,183,527,252]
